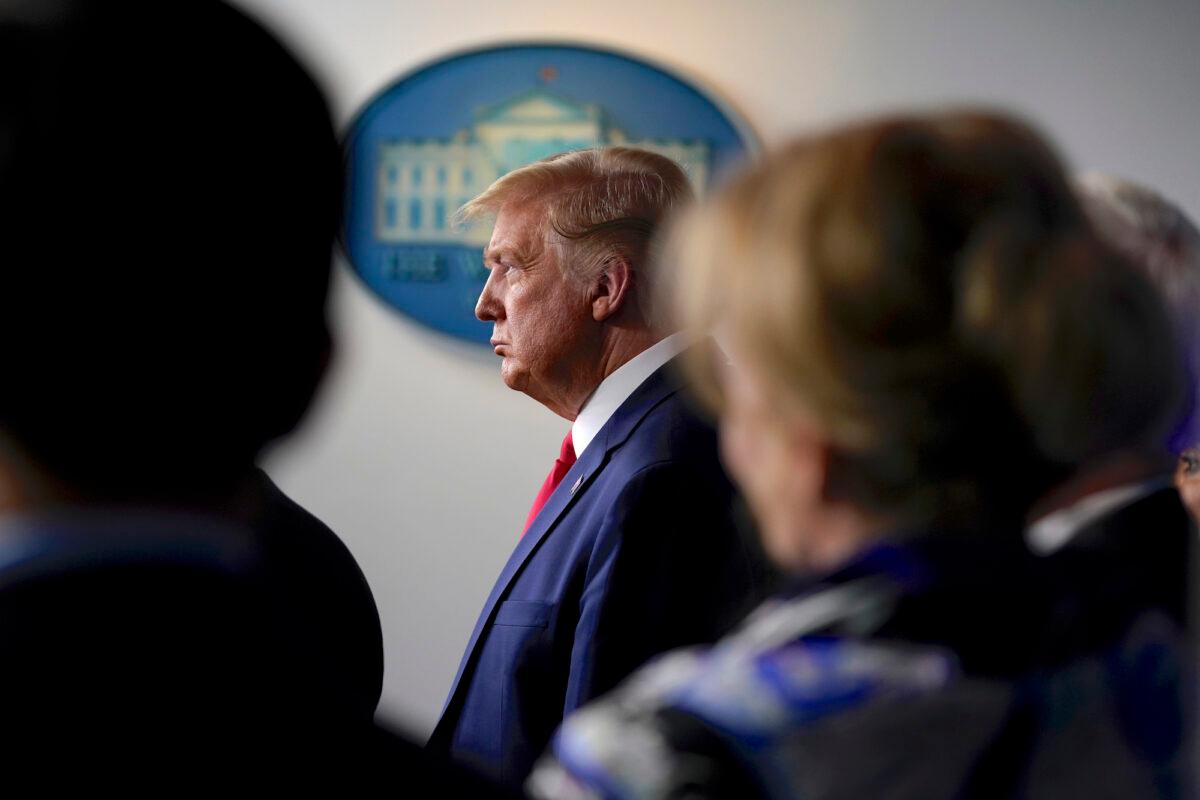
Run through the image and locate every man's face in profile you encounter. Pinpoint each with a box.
[474,201,594,410]
[1176,447,1200,521]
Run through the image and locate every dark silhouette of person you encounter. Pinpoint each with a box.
[0,1,508,791]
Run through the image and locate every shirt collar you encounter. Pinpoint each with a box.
[571,332,690,459]
[1025,476,1174,555]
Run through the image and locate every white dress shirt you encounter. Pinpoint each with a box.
[571,332,690,459]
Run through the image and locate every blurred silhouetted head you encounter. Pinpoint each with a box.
[0,0,341,501]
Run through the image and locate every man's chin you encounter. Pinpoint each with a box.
[499,361,525,392]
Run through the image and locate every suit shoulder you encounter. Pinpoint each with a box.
[613,390,721,470]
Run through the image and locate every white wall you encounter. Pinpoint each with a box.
[233,0,1200,738]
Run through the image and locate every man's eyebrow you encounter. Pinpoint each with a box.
[482,244,512,265]
[484,243,535,264]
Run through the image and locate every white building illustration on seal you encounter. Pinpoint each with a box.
[375,87,711,245]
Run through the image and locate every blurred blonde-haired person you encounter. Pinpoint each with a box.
[528,112,1191,799]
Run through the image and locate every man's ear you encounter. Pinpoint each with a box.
[590,256,634,322]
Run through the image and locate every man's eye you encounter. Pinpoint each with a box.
[1180,450,1200,477]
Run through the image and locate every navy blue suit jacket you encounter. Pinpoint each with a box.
[428,355,767,785]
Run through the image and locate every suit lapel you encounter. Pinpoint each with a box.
[436,357,689,722]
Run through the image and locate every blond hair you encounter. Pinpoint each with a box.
[460,146,693,325]
[670,111,1184,526]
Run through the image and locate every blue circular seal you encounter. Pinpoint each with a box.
[342,43,757,345]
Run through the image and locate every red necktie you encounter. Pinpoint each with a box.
[523,430,577,535]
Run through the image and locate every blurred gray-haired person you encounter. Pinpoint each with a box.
[1077,174,1200,521]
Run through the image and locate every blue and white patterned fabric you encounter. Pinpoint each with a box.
[528,532,1195,800]
[528,577,962,800]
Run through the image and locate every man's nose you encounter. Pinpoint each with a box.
[475,269,501,322]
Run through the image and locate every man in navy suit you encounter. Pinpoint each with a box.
[428,147,768,785]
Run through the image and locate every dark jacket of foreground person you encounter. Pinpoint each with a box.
[0,509,512,794]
